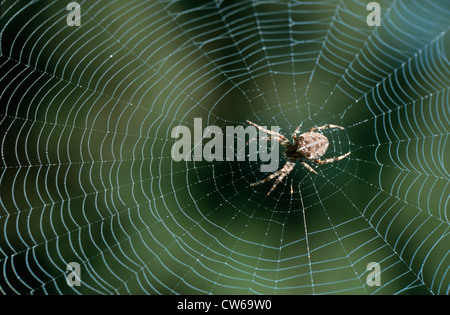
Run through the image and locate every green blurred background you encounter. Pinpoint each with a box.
[0,0,449,294]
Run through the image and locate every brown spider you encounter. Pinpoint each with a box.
[247,120,351,195]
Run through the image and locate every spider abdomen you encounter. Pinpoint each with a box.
[297,132,329,160]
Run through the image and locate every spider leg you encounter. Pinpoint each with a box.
[250,167,284,187]
[313,152,351,165]
[300,161,318,174]
[292,123,302,141]
[266,161,296,195]
[309,124,344,133]
[251,161,296,195]
[246,120,291,147]
[245,136,272,146]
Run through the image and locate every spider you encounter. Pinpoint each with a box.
[247,120,351,195]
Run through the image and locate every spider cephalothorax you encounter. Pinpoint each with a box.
[247,120,351,195]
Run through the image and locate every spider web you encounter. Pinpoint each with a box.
[0,0,449,295]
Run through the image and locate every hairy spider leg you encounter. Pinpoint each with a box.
[246,120,291,147]
[250,166,285,187]
[300,161,318,174]
[313,152,351,165]
[309,124,344,133]
[250,160,296,195]
[292,123,303,141]
[245,136,272,146]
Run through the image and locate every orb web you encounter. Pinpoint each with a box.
[0,0,449,294]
